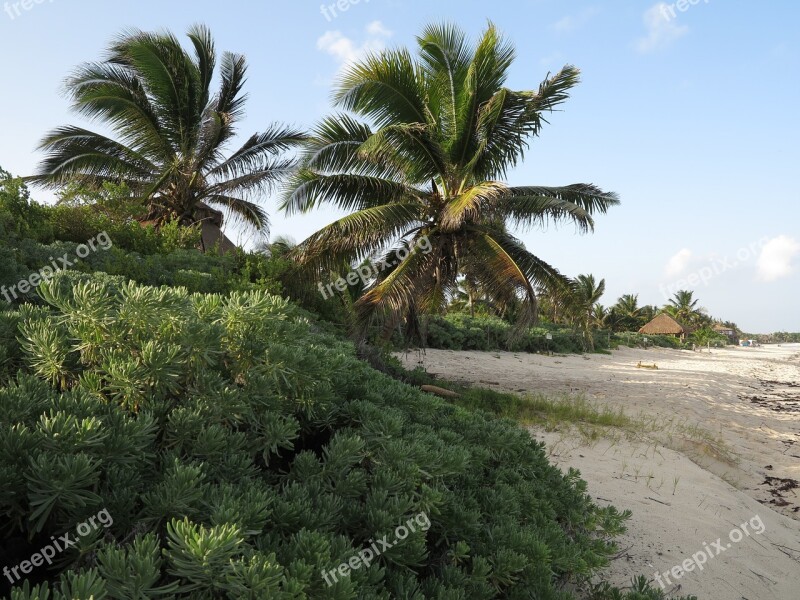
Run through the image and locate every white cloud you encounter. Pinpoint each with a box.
[636,3,688,53]
[665,248,693,277]
[366,21,392,38]
[317,20,393,66]
[551,7,601,34]
[757,235,800,282]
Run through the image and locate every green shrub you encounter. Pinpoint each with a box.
[0,170,52,244]
[0,302,21,383]
[590,575,697,600]
[0,237,256,303]
[690,328,728,348]
[419,314,599,354]
[611,332,684,350]
[43,204,175,255]
[0,276,631,598]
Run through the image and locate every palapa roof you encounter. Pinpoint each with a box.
[638,313,690,335]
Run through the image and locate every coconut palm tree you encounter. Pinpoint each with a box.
[449,277,483,317]
[31,25,305,233]
[566,274,605,350]
[572,275,606,316]
[610,294,643,332]
[281,23,618,338]
[665,290,708,328]
[666,290,698,318]
[591,304,609,329]
[639,304,659,324]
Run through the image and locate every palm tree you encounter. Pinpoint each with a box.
[566,274,605,350]
[610,294,643,332]
[31,25,304,234]
[449,277,482,317]
[591,304,609,329]
[639,304,659,324]
[573,275,606,316]
[667,290,698,317]
[665,290,707,328]
[281,23,618,339]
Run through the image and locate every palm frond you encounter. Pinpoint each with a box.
[293,203,423,275]
[354,234,453,334]
[281,171,424,215]
[416,23,472,143]
[215,51,248,123]
[335,49,430,128]
[65,61,171,162]
[186,24,216,112]
[452,23,516,168]
[204,194,268,230]
[440,180,507,230]
[358,123,448,183]
[209,125,306,179]
[31,127,157,188]
[504,184,620,232]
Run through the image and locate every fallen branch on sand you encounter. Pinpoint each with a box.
[637,362,659,369]
[646,496,672,506]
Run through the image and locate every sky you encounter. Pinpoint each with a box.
[1,0,798,332]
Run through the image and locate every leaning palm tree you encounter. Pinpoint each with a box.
[572,275,606,317]
[31,25,304,234]
[282,22,618,338]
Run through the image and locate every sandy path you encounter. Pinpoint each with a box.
[396,344,800,599]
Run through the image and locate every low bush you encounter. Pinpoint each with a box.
[1,275,632,599]
[611,332,685,350]
[419,314,610,354]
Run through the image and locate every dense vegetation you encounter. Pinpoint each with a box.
[1,178,698,598]
[1,274,640,599]
[742,331,800,344]
[2,162,706,600]
[419,314,684,354]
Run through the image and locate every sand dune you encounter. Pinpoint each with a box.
[397,344,800,599]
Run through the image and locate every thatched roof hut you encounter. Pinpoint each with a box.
[639,313,690,340]
[713,324,739,344]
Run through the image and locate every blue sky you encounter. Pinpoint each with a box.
[1,0,798,332]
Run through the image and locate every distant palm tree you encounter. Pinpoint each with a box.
[591,304,609,329]
[450,277,483,317]
[567,274,605,350]
[639,304,659,324]
[665,290,707,328]
[573,275,606,316]
[281,23,618,339]
[31,25,305,233]
[611,294,643,332]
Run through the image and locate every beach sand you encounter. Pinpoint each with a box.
[396,344,800,599]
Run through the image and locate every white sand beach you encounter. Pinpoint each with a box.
[397,344,800,599]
